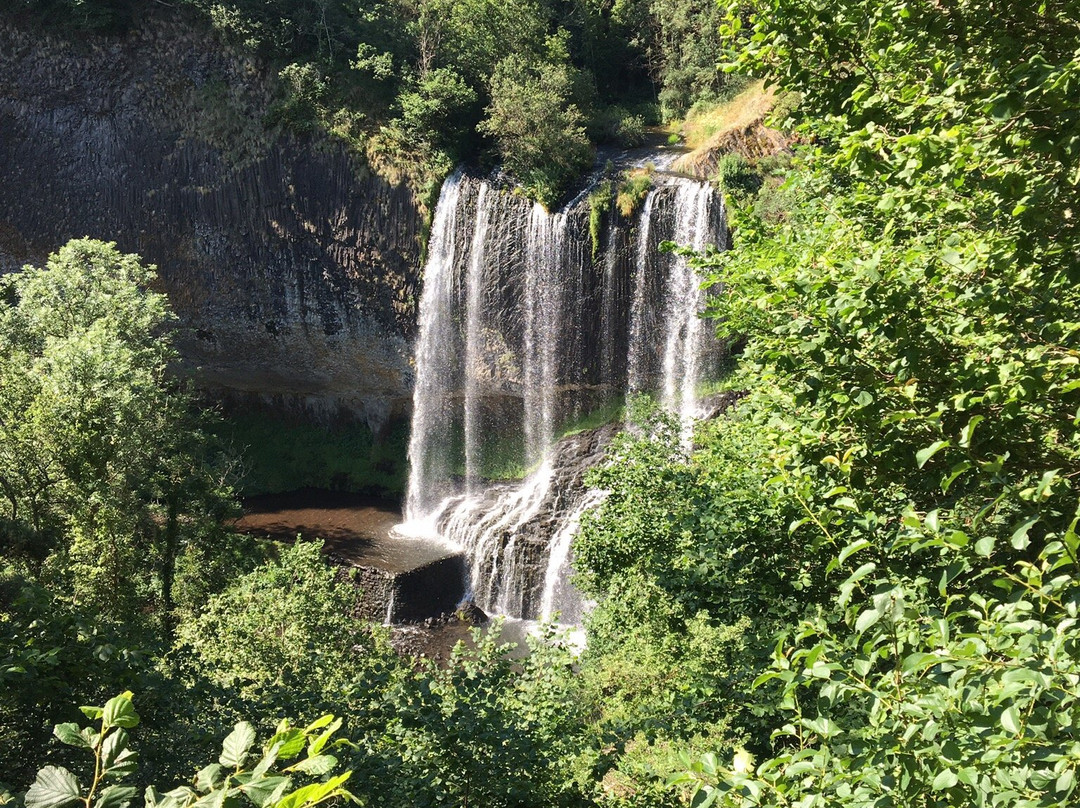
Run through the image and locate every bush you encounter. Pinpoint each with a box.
[480,54,594,208]
[588,183,613,259]
[592,106,647,148]
[265,62,330,133]
[714,152,760,196]
[176,540,382,700]
[397,67,478,152]
[616,168,653,217]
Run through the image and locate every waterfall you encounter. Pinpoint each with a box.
[660,180,721,437]
[401,166,726,621]
[404,171,465,522]
[463,184,492,491]
[627,189,658,396]
[523,205,568,466]
[539,488,608,623]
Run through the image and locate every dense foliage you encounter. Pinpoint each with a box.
[0,240,235,623]
[8,0,741,205]
[15,692,356,808]
[584,0,1080,805]
[7,1,1080,806]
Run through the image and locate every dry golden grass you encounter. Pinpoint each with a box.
[672,82,792,179]
[680,80,776,150]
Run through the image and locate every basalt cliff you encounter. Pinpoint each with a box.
[0,12,423,428]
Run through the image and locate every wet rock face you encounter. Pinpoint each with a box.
[346,555,467,624]
[434,422,620,619]
[0,13,423,427]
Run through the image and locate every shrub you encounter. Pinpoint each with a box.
[714,152,760,195]
[616,168,653,217]
[176,540,380,699]
[479,54,594,208]
[588,183,613,259]
[592,106,647,148]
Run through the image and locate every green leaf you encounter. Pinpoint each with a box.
[25,767,81,808]
[303,715,335,733]
[846,562,877,586]
[838,539,871,565]
[240,776,292,808]
[144,786,196,808]
[1011,516,1039,550]
[101,729,138,778]
[274,784,320,808]
[220,722,257,768]
[267,728,305,760]
[932,769,958,790]
[959,415,984,447]
[916,440,950,468]
[251,744,281,779]
[79,706,104,721]
[1056,769,1075,794]
[275,772,351,808]
[95,785,137,808]
[855,608,880,634]
[190,789,226,808]
[690,787,719,808]
[1001,705,1021,734]
[53,723,91,749]
[833,496,859,512]
[286,755,337,776]
[308,717,342,756]
[975,536,995,557]
[102,693,139,730]
[195,764,224,792]
[941,461,974,493]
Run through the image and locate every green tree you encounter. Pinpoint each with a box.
[667,0,1080,803]
[176,540,384,702]
[480,52,594,207]
[412,0,549,91]
[396,67,478,152]
[604,0,732,119]
[0,239,235,622]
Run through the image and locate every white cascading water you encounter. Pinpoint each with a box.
[404,171,464,523]
[626,188,657,396]
[463,184,491,491]
[523,204,567,467]
[660,180,720,438]
[538,488,608,622]
[599,224,620,391]
[400,166,725,622]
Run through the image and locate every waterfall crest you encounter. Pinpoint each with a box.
[401,166,726,620]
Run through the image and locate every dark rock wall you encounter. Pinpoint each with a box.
[0,13,424,428]
[345,556,467,623]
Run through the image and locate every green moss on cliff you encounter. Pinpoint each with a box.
[215,413,408,499]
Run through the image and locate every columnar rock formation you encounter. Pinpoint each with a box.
[0,13,422,427]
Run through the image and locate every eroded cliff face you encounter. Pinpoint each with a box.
[0,12,423,428]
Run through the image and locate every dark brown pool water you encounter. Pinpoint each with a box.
[233,489,456,574]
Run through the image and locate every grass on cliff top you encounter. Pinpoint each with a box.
[677,80,775,150]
